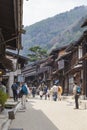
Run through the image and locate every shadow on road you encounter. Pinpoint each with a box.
[9,100,59,130]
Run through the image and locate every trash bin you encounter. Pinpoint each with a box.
[8,111,15,119]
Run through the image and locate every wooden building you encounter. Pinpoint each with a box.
[49,46,68,93]
[0,0,23,72]
[0,0,24,96]
[81,20,87,97]
[52,18,87,96]
[56,31,87,97]
[22,59,52,88]
[64,41,83,94]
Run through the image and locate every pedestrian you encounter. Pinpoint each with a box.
[27,86,31,99]
[20,82,28,109]
[50,87,53,100]
[52,82,58,101]
[73,82,81,109]
[25,83,30,101]
[32,86,36,98]
[43,84,48,100]
[39,89,43,99]
[58,85,63,101]
[47,88,50,100]
[11,82,18,101]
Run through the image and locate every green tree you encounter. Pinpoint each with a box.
[27,46,48,62]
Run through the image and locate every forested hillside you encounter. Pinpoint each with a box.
[21,6,87,56]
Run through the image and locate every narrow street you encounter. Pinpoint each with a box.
[8,96,87,130]
[1,1,87,130]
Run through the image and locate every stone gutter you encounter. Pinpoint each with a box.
[0,99,21,130]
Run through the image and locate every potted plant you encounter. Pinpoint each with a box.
[0,90,8,112]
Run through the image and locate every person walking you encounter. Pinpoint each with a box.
[52,82,58,101]
[20,82,28,109]
[39,89,43,99]
[43,85,48,100]
[24,83,30,101]
[47,88,50,100]
[73,82,81,109]
[11,82,18,101]
[32,86,36,98]
[50,87,53,100]
[58,85,63,101]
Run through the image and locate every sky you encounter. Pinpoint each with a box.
[23,0,87,26]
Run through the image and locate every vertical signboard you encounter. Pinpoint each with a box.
[18,74,25,82]
[58,60,64,70]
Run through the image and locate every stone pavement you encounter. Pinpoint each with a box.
[8,96,87,130]
[0,96,87,130]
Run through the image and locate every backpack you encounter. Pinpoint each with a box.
[58,87,61,92]
[21,85,28,95]
[11,83,17,90]
[76,86,81,94]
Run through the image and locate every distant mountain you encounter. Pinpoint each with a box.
[20,6,87,56]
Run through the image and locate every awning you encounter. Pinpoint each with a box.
[37,67,50,74]
[0,56,13,71]
[55,52,71,61]
[64,64,82,75]
[24,71,37,77]
[6,51,28,68]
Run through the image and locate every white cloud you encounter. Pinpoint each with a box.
[23,0,87,26]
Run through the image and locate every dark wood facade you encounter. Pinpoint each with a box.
[0,0,23,72]
[81,32,87,97]
[22,59,52,87]
[64,42,83,94]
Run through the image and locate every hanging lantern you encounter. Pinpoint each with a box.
[0,70,2,75]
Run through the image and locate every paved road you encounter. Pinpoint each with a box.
[8,96,87,130]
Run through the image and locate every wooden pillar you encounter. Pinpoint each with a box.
[83,60,87,97]
[83,38,87,97]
